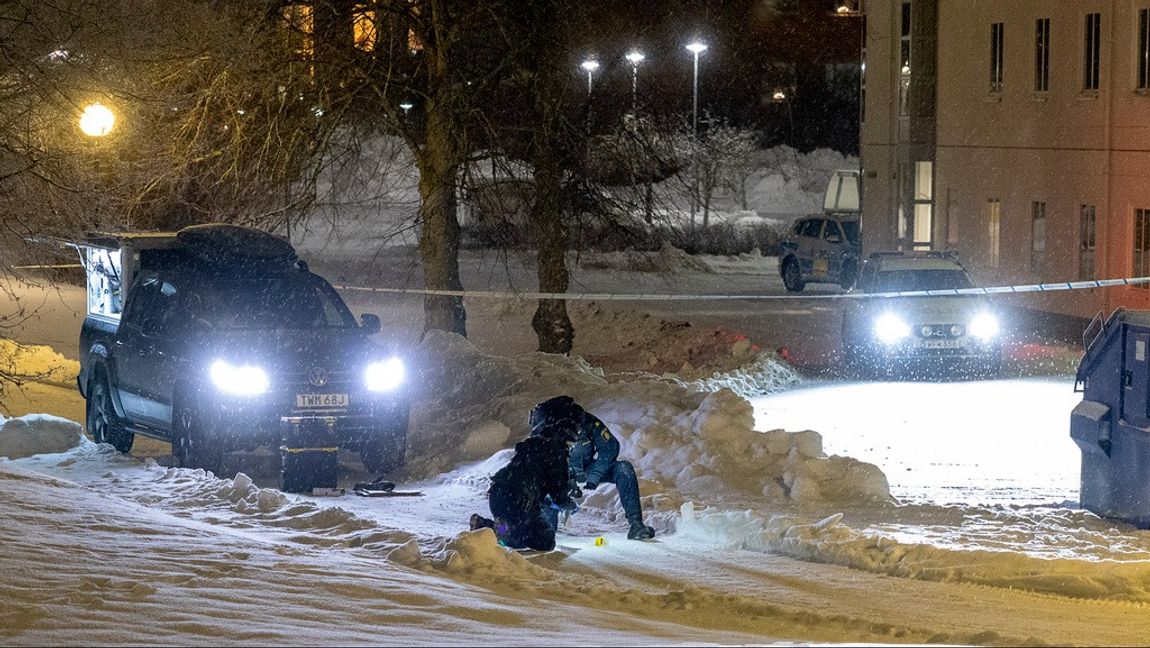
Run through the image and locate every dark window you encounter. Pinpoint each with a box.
[1031,201,1046,274]
[872,269,975,293]
[1080,204,1097,280]
[198,277,358,330]
[800,219,824,238]
[900,1,911,116]
[1135,209,1150,287]
[823,221,844,242]
[1084,12,1101,91]
[841,220,861,244]
[1035,18,1050,92]
[991,22,1005,93]
[123,272,159,327]
[1140,9,1150,90]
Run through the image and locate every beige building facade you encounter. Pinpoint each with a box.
[862,0,1150,320]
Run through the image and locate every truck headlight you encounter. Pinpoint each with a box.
[365,357,404,392]
[210,360,269,395]
[969,313,1000,340]
[874,313,911,345]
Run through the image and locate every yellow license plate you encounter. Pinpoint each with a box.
[296,393,349,408]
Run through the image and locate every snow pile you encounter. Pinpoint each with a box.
[748,147,857,221]
[677,500,1150,604]
[0,339,80,388]
[567,301,798,391]
[574,242,711,274]
[0,414,85,459]
[410,331,888,506]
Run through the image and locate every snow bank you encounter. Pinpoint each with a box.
[409,331,888,507]
[0,414,85,459]
[0,339,80,388]
[678,501,1150,603]
[749,147,857,221]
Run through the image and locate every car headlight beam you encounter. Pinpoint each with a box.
[210,360,269,395]
[874,313,911,345]
[969,313,1000,340]
[366,357,405,392]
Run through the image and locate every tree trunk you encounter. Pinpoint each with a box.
[529,4,573,354]
[417,95,467,338]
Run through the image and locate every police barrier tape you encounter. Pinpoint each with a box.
[340,276,1150,301]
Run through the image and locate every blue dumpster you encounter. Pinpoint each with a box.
[1072,308,1150,528]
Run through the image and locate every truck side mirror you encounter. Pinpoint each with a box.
[360,313,381,335]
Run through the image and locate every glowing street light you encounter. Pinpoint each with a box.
[625,50,645,113]
[580,59,599,96]
[399,102,413,117]
[79,103,115,137]
[685,40,708,230]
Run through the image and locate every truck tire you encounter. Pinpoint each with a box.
[172,392,224,476]
[86,375,135,453]
[782,257,805,293]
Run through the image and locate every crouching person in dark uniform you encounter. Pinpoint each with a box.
[469,403,579,551]
[541,395,655,541]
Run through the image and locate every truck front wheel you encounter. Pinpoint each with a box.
[86,376,134,453]
[172,393,224,476]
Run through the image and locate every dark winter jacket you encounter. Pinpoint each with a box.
[568,411,620,486]
[489,435,574,520]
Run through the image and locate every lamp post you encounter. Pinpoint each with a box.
[399,102,413,119]
[686,40,707,230]
[580,59,599,96]
[580,59,599,163]
[79,102,119,226]
[625,50,645,114]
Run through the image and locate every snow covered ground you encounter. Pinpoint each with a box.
[5,240,1150,643]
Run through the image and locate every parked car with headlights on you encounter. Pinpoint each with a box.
[75,224,409,481]
[840,251,1002,377]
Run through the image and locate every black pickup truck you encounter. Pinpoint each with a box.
[77,224,408,480]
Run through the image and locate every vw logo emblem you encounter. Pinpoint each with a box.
[307,367,328,387]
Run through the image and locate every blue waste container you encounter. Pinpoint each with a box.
[1072,308,1150,528]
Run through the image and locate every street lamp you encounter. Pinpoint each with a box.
[580,59,599,96]
[686,40,707,230]
[399,102,413,118]
[625,50,645,114]
[79,103,115,137]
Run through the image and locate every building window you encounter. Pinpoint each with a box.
[1031,201,1046,274]
[990,22,1005,94]
[913,161,933,250]
[1080,204,1097,280]
[1084,12,1101,91]
[1035,18,1050,92]
[281,3,314,59]
[899,1,911,116]
[988,199,1001,268]
[1139,9,1150,90]
[1136,209,1150,286]
[353,5,378,52]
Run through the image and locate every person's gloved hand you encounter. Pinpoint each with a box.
[583,480,599,492]
[569,484,584,499]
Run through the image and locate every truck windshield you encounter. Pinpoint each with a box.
[201,277,357,330]
[872,269,974,293]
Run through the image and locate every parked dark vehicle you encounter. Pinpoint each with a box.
[778,214,861,292]
[77,225,409,478]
